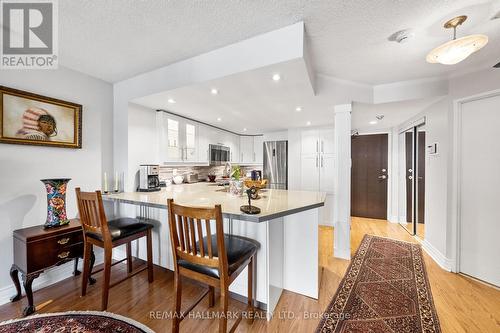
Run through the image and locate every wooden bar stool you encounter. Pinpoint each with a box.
[75,188,154,310]
[167,199,258,333]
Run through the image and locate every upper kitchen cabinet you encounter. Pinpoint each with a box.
[240,136,253,164]
[240,135,263,165]
[253,135,263,164]
[157,112,200,164]
[198,124,211,164]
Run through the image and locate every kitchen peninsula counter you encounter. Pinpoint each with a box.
[102,182,325,317]
[103,182,326,222]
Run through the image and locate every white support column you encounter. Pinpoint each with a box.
[333,104,352,260]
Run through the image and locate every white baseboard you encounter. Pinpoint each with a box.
[387,216,399,223]
[0,252,104,306]
[333,246,351,260]
[421,239,453,272]
[320,220,334,226]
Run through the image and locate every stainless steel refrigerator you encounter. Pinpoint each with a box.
[263,140,288,190]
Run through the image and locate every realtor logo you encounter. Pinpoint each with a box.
[1,0,58,69]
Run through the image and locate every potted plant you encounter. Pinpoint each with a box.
[229,165,244,195]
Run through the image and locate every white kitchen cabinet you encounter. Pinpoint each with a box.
[319,153,335,193]
[183,122,198,162]
[240,136,254,164]
[239,135,263,165]
[157,112,200,164]
[300,127,334,193]
[253,135,263,164]
[300,154,320,191]
[319,128,335,155]
[198,125,211,163]
[301,129,320,155]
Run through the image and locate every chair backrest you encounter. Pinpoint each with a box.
[167,199,228,279]
[75,188,111,242]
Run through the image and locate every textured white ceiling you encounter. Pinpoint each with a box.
[59,0,500,83]
[352,97,446,133]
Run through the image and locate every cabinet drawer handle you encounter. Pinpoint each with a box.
[58,251,70,259]
[57,238,70,245]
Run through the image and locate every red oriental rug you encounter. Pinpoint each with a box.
[316,235,441,333]
[0,311,154,333]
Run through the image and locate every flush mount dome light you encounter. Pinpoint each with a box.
[426,15,488,65]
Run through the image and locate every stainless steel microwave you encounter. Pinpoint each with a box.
[209,144,230,166]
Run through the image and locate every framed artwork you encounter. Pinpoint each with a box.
[0,86,82,149]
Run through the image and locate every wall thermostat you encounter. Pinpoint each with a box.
[427,143,438,155]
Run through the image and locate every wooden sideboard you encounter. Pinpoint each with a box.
[10,219,95,316]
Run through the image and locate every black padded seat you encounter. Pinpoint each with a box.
[85,217,153,242]
[178,234,258,278]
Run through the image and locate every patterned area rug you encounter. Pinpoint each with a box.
[317,235,441,333]
[0,311,154,333]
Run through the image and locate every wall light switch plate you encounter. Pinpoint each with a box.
[427,143,438,155]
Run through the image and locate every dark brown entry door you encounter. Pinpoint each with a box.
[351,134,388,219]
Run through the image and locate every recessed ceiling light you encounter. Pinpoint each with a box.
[306,121,311,126]
[295,106,302,112]
[167,98,176,104]
[217,117,222,122]
[211,88,218,95]
[369,120,378,125]
[243,128,247,132]
[272,74,281,81]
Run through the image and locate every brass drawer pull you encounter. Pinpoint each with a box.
[57,238,70,245]
[58,251,70,259]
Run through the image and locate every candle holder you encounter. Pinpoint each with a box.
[113,172,124,193]
[103,172,110,194]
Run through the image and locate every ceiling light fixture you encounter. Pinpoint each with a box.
[272,74,281,81]
[211,88,218,95]
[243,128,247,132]
[217,117,222,122]
[167,98,176,104]
[306,121,311,126]
[295,106,302,112]
[369,120,378,125]
[426,15,488,65]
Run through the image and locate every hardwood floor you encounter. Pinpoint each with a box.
[0,217,499,332]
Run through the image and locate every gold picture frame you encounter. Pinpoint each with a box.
[0,86,82,149]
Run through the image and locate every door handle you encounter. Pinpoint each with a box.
[316,156,319,168]
[321,141,324,153]
[378,175,387,179]
[321,156,324,167]
[316,140,319,153]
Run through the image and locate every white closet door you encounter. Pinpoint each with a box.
[460,93,500,287]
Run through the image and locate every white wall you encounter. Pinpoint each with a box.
[446,69,500,269]
[0,67,113,303]
[127,103,159,191]
[388,68,500,271]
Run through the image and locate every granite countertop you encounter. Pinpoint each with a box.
[103,182,326,222]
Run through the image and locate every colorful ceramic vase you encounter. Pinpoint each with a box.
[41,178,71,229]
